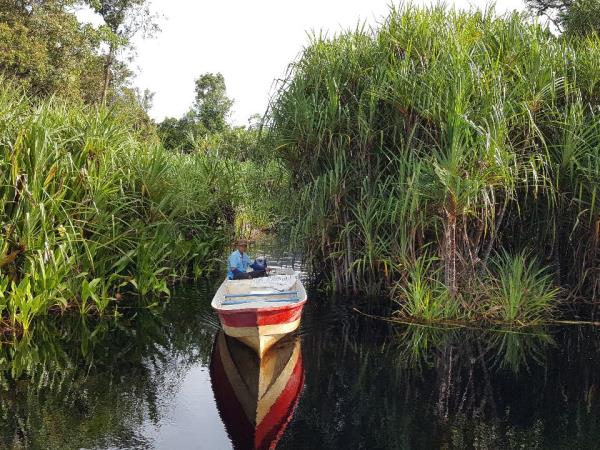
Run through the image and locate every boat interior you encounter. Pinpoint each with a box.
[213,268,306,310]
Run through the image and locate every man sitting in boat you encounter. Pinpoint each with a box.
[227,239,269,280]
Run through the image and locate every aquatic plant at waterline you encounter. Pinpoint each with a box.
[393,252,559,324]
[482,251,560,324]
[0,83,234,334]
[269,5,600,320]
[394,256,461,322]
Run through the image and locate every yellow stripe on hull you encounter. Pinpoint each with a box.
[222,319,301,357]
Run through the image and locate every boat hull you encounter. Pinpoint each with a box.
[216,301,306,358]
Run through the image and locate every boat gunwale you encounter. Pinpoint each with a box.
[212,298,308,315]
[211,274,307,314]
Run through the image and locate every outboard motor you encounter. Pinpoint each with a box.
[251,257,267,271]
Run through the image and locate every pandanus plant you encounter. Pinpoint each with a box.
[269,4,600,318]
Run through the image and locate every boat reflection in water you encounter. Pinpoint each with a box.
[210,331,304,450]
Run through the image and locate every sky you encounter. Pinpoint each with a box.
[106,0,526,125]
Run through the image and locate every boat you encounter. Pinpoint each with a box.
[211,267,307,357]
[210,331,304,450]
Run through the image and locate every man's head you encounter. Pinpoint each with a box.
[236,239,249,253]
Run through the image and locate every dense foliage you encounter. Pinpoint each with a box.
[270,6,600,321]
[0,0,105,101]
[0,0,285,334]
[0,0,157,130]
[157,72,288,236]
[0,82,236,333]
[526,0,600,35]
[195,125,289,236]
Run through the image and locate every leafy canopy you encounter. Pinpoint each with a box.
[526,0,600,35]
[0,0,104,100]
[157,72,235,151]
[193,72,234,133]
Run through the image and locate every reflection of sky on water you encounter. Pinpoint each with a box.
[140,365,231,450]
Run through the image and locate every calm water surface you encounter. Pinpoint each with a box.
[1,283,600,449]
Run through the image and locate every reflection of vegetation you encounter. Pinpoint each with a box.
[0,285,217,449]
[487,329,554,373]
[391,324,454,371]
[2,291,600,449]
[394,325,554,375]
[280,304,600,449]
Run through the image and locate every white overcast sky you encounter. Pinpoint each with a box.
[96,0,527,125]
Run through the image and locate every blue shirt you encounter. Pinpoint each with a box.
[227,250,252,279]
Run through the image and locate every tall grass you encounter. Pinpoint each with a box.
[0,83,234,333]
[269,5,600,321]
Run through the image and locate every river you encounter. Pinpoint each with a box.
[1,281,599,449]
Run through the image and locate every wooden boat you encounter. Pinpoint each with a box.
[210,331,304,450]
[211,267,307,357]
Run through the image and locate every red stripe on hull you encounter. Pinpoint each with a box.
[218,301,306,328]
[255,354,304,450]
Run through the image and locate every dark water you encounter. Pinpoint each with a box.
[1,283,600,450]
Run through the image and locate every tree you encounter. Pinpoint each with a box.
[85,0,159,103]
[247,113,263,130]
[157,72,236,151]
[193,72,233,133]
[111,87,158,140]
[0,0,158,105]
[561,0,600,35]
[157,112,199,152]
[137,87,154,113]
[526,0,600,35]
[197,126,259,161]
[0,0,105,100]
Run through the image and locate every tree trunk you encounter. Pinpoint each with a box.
[101,45,115,105]
[482,198,507,263]
[444,202,458,298]
[344,210,357,294]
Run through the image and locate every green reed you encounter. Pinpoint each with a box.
[269,4,600,322]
